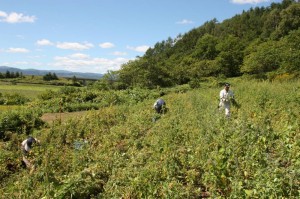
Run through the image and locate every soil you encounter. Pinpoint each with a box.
[41,111,89,124]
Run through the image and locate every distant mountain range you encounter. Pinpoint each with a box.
[0,66,103,80]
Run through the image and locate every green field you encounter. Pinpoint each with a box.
[0,82,65,99]
[0,79,299,198]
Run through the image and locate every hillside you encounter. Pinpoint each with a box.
[0,79,299,198]
[112,0,300,89]
[0,66,103,80]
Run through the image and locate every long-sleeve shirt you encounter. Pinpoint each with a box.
[153,99,166,109]
[220,89,234,103]
[21,137,39,153]
[21,139,32,152]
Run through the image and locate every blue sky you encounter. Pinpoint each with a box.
[0,0,282,74]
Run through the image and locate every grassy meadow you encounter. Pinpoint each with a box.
[0,78,299,198]
[0,82,63,99]
[0,81,69,111]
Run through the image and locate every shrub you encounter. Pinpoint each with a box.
[0,108,44,138]
[0,93,30,105]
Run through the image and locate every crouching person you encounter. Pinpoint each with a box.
[21,136,40,172]
[152,98,167,122]
[153,98,166,114]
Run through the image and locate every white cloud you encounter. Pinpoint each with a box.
[14,61,29,65]
[127,45,149,53]
[0,61,42,68]
[0,11,6,17]
[28,55,43,59]
[6,48,30,53]
[56,42,94,50]
[0,11,36,23]
[99,42,115,48]
[69,53,90,59]
[230,0,269,4]
[52,54,130,73]
[36,39,54,46]
[176,19,194,24]
[112,51,127,56]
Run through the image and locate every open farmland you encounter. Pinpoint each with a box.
[0,79,299,198]
[0,82,63,100]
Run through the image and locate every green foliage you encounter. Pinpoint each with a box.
[1,79,299,198]
[93,70,124,90]
[0,70,23,79]
[242,27,300,77]
[31,86,168,113]
[2,0,300,197]
[43,72,59,81]
[0,93,30,105]
[0,108,44,138]
[242,40,283,74]
[192,34,219,60]
[215,35,245,77]
[111,1,300,88]
[280,28,300,72]
[0,82,64,100]
[273,3,300,38]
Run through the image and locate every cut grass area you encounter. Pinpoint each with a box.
[41,111,89,125]
[0,105,21,111]
[0,82,64,99]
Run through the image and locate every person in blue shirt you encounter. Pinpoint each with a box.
[153,98,166,114]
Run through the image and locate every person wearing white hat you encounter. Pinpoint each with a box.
[219,83,235,118]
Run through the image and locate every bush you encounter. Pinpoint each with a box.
[0,93,30,105]
[0,108,44,138]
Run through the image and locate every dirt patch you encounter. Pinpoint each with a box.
[41,111,89,124]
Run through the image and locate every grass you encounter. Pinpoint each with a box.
[0,79,299,198]
[0,82,65,99]
[0,105,20,111]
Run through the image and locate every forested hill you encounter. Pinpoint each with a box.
[111,0,300,89]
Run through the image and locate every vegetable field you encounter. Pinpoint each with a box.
[0,79,299,198]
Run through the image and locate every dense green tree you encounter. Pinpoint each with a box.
[192,34,219,60]
[200,18,219,35]
[96,70,126,90]
[170,28,203,57]
[261,8,281,38]
[215,35,245,76]
[170,56,195,84]
[116,0,300,88]
[5,71,10,78]
[52,72,58,80]
[280,28,300,72]
[190,59,220,78]
[273,2,300,38]
[43,72,59,81]
[241,40,282,74]
[118,60,143,88]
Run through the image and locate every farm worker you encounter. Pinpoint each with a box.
[21,136,40,171]
[219,83,234,118]
[153,98,166,114]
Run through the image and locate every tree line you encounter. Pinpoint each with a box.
[0,71,60,81]
[0,71,24,79]
[42,72,59,81]
[100,0,300,89]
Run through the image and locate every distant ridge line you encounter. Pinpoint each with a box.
[0,66,103,80]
